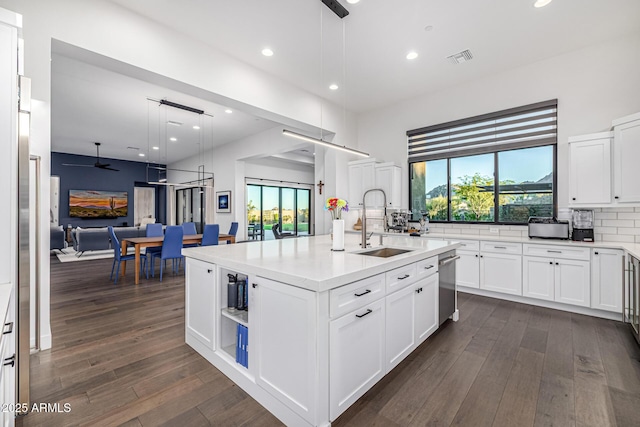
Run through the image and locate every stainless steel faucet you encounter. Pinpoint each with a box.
[361,188,388,248]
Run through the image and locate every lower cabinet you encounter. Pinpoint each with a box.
[0,289,15,427]
[414,274,439,343]
[253,277,318,424]
[523,256,555,301]
[456,250,479,289]
[522,256,591,307]
[480,252,522,295]
[385,285,415,370]
[330,298,385,421]
[185,258,216,350]
[591,249,623,313]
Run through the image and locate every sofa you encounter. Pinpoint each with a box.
[50,225,66,251]
[72,225,149,254]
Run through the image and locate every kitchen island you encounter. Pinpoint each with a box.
[182,234,461,427]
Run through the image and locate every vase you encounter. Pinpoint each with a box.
[332,219,345,251]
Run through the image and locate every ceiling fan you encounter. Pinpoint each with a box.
[62,142,119,171]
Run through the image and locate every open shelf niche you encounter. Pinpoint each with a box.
[218,267,250,370]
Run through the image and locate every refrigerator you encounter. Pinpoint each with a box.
[1,7,30,423]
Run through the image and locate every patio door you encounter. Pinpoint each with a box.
[176,187,204,233]
[246,184,312,240]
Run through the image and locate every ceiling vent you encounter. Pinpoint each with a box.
[447,49,473,65]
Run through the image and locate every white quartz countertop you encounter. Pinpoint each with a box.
[348,230,640,261]
[183,234,460,292]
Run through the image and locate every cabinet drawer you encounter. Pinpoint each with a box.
[452,239,480,251]
[523,244,590,261]
[386,263,418,293]
[416,256,438,280]
[480,241,522,254]
[330,273,385,319]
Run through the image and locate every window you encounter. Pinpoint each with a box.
[407,100,557,224]
[246,184,312,239]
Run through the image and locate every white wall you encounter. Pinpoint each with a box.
[357,32,640,211]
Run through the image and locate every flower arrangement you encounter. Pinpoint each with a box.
[325,197,349,220]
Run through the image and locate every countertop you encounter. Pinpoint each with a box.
[349,230,640,260]
[183,234,460,292]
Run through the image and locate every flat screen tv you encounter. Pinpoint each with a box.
[69,190,128,218]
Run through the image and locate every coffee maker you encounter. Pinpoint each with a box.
[571,209,594,242]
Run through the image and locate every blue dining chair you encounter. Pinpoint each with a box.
[145,223,163,277]
[182,222,198,249]
[227,222,238,244]
[108,226,145,284]
[201,224,220,246]
[151,225,183,281]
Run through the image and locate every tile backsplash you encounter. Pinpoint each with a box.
[593,207,640,243]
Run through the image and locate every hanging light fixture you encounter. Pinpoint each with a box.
[283,0,369,158]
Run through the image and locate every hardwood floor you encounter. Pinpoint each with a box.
[22,257,640,426]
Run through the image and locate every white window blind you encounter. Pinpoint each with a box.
[407,100,557,162]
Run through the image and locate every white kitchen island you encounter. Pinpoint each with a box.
[182,234,460,427]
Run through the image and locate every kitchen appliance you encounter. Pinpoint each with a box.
[438,251,459,325]
[388,209,411,232]
[572,209,595,242]
[624,254,640,346]
[528,217,570,240]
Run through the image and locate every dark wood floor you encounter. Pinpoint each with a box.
[22,256,640,426]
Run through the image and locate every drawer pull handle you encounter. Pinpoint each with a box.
[549,261,553,265]
[3,355,14,367]
[354,289,371,297]
[547,250,562,253]
[207,269,213,273]
[594,252,599,255]
[2,322,13,335]
[356,309,373,319]
[398,274,410,280]
[415,287,423,294]
[252,283,258,288]
[424,265,434,270]
[494,246,507,249]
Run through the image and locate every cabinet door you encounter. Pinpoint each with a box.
[568,138,611,205]
[614,119,640,202]
[456,251,479,289]
[349,162,376,209]
[591,249,623,313]
[185,259,216,350]
[375,164,401,208]
[385,285,415,370]
[414,274,439,345]
[330,298,385,421]
[480,253,522,295]
[555,259,591,307]
[254,277,317,424]
[522,256,555,301]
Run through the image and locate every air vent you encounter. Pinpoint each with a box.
[126,146,139,150]
[447,49,473,65]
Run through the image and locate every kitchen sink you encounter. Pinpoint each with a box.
[355,247,413,258]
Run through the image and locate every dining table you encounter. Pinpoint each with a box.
[121,233,236,284]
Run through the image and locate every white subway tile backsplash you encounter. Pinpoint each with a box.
[601,219,636,227]
[479,230,494,235]
[595,212,618,220]
[636,236,640,244]
[635,207,640,212]
[617,227,640,235]
[594,227,618,234]
[602,207,635,212]
[444,229,462,234]
[593,219,602,227]
[509,226,528,231]
[602,234,635,243]
[499,230,524,237]
[617,213,640,220]
[462,229,480,235]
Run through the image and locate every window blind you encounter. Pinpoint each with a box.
[407,99,557,162]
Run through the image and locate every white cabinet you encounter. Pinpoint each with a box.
[374,163,402,208]
[456,251,480,289]
[523,256,555,301]
[254,276,317,424]
[185,258,216,350]
[348,160,376,208]
[385,284,415,369]
[555,259,591,307]
[568,132,612,205]
[330,298,385,421]
[414,274,439,343]
[0,288,15,427]
[479,252,522,296]
[613,113,640,203]
[591,249,623,313]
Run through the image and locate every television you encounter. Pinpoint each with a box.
[69,190,128,218]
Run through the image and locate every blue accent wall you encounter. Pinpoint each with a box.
[51,152,167,228]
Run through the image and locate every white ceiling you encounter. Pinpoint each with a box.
[108,0,640,113]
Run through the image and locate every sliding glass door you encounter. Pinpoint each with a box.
[176,187,203,232]
[247,184,312,240]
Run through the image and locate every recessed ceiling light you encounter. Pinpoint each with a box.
[225,109,233,114]
[329,84,339,91]
[534,0,552,7]
[346,0,360,3]
[193,125,200,130]
[152,146,159,150]
[406,51,419,60]
[169,137,177,142]
[138,153,145,157]
[261,48,274,57]
[167,120,182,127]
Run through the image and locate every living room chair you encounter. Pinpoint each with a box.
[201,224,220,246]
[182,222,198,249]
[272,223,295,240]
[227,222,238,244]
[150,225,183,281]
[108,226,146,284]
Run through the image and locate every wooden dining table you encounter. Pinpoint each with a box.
[121,233,236,284]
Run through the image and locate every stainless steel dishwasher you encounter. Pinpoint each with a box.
[438,251,459,325]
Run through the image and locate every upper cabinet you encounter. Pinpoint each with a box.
[568,132,612,206]
[613,112,640,203]
[568,112,640,207]
[348,159,402,209]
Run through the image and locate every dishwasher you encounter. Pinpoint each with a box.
[438,251,459,325]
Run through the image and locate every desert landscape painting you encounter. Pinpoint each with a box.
[69,190,128,218]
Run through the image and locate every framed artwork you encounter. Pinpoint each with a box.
[216,191,231,213]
